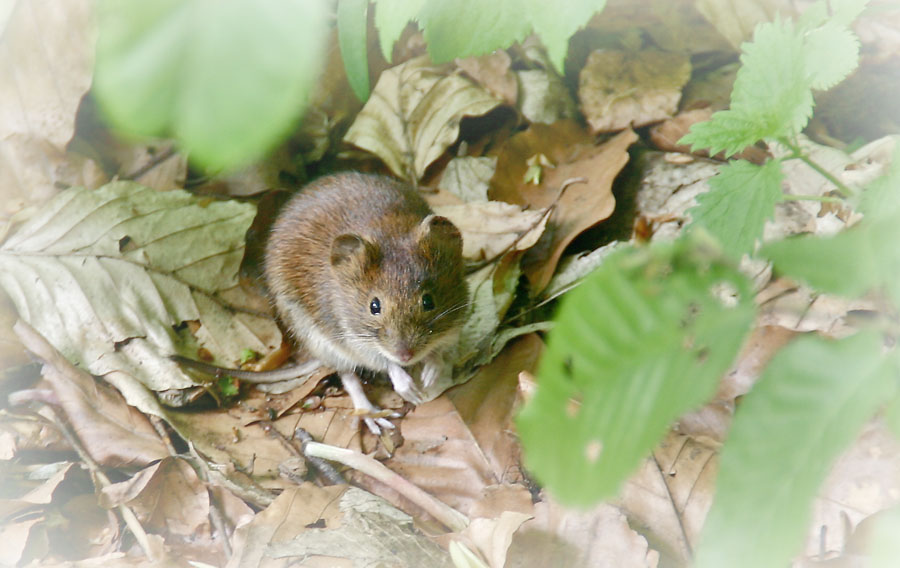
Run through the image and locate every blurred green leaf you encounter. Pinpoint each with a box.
[373,0,426,62]
[516,236,755,504]
[695,332,895,568]
[419,0,530,63]
[522,0,606,72]
[93,0,327,171]
[338,0,370,101]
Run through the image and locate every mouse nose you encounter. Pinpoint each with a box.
[396,348,414,364]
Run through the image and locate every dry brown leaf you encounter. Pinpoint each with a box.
[522,129,637,292]
[489,120,593,206]
[616,432,717,566]
[100,457,209,536]
[433,201,549,261]
[13,321,168,468]
[456,51,518,107]
[578,49,691,133]
[463,511,533,568]
[508,497,659,568]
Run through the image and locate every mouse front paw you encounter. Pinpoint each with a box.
[387,363,425,404]
[339,371,398,435]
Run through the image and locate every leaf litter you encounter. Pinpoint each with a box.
[2,2,900,567]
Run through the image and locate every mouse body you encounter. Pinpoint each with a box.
[264,172,468,430]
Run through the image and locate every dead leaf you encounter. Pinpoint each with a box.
[438,156,497,202]
[522,129,637,292]
[463,511,533,568]
[516,69,578,125]
[14,321,169,467]
[0,0,97,217]
[433,201,549,260]
[694,0,789,49]
[343,55,501,182]
[456,51,518,106]
[579,49,691,133]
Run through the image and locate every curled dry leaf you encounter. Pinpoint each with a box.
[455,50,518,106]
[439,156,497,202]
[433,201,549,261]
[343,55,502,182]
[14,320,168,468]
[522,129,638,292]
[0,182,282,415]
[578,49,691,133]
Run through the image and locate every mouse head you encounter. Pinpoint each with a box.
[330,214,468,367]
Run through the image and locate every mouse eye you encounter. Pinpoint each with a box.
[369,297,381,315]
[422,293,435,311]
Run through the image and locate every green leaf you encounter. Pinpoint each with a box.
[0,183,282,414]
[516,237,755,505]
[689,158,784,258]
[373,0,426,62]
[803,21,859,90]
[695,332,895,568]
[731,18,814,141]
[829,0,870,27]
[523,0,606,72]
[338,0,370,101]
[679,108,768,158]
[419,0,530,63]
[761,216,900,306]
[93,0,327,171]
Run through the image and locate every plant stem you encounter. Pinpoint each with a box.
[781,139,854,198]
[780,194,844,204]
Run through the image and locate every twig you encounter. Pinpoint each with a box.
[293,428,345,485]
[303,441,469,532]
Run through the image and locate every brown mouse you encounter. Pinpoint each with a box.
[232,172,468,432]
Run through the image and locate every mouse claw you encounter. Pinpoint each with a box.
[363,416,396,436]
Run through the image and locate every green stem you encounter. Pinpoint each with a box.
[780,194,844,204]
[781,139,854,198]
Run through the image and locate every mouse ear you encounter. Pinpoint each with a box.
[331,234,378,268]
[417,214,461,244]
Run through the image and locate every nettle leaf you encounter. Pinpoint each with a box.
[516,237,755,505]
[803,21,859,90]
[338,0,370,101]
[374,0,427,62]
[523,0,607,72]
[94,0,327,171]
[343,55,501,181]
[689,158,784,259]
[695,332,895,568]
[418,0,530,64]
[761,216,900,306]
[0,183,282,414]
[679,108,767,158]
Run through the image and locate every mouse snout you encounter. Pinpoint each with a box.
[394,344,414,364]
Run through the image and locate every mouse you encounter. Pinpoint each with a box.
[177,172,469,434]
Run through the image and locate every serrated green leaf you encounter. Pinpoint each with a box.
[679,108,767,158]
[829,0,870,27]
[516,237,755,504]
[803,21,859,90]
[94,0,327,171]
[695,332,895,568]
[373,0,426,62]
[689,159,784,258]
[761,216,900,306]
[419,0,530,63]
[523,0,606,72]
[0,183,282,414]
[338,0,370,101]
[343,56,501,181]
[731,18,814,140]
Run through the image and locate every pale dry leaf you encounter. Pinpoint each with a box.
[439,156,497,202]
[616,432,717,566]
[516,69,578,125]
[0,0,97,216]
[14,320,169,467]
[578,49,691,133]
[694,0,787,49]
[508,497,659,568]
[542,242,620,301]
[464,511,533,568]
[433,201,549,260]
[344,55,501,182]
[265,487,452,568]
[0,182,282,415]
[804,422,900,558]
[455,51,518,106]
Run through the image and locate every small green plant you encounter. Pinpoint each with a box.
[517,1,900,566]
